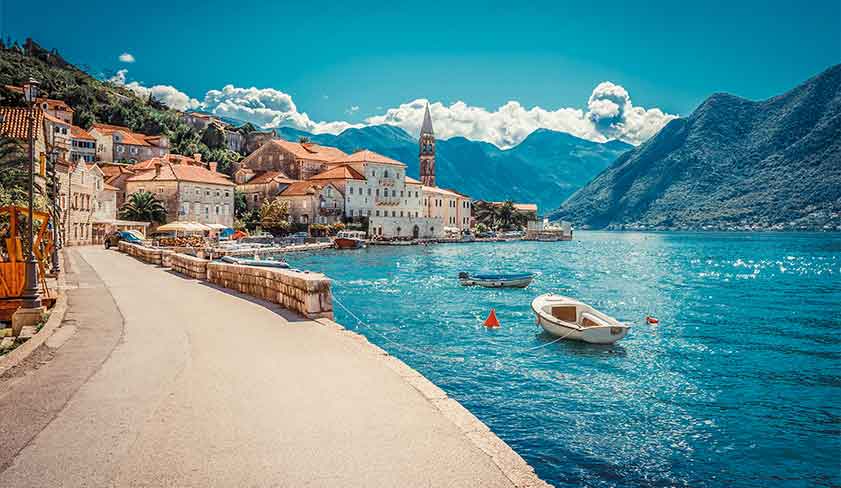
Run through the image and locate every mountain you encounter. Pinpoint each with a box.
[276,125,631,212]
[551,65,841,231]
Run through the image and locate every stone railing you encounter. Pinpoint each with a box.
[118,241,163,265]
[114,243,333,320]
[206,262,333,319]
[169,253,209,280]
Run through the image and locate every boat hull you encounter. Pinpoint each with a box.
[531,294,630,344]
[535,314,628,344]
[459,273,534,288]
[334,238,364,249]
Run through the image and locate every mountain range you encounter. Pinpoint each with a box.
[273,125,631,212]
[550,64,841,231]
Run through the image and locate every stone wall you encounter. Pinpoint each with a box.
[206,262,333,319]
[114,243,333,320]
[169,253,209,280]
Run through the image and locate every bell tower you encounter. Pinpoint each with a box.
[419,103,436,187]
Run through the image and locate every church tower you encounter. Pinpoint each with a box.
[419,103,436,187]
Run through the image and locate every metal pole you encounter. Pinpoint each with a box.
[22,100,42,309]
[50,155,60,273]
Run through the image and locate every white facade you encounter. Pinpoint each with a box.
[368,216,443,239]
[342,163,424,221]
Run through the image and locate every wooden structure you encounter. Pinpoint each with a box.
[0,206,54,320]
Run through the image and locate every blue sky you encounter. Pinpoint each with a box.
[2,0,839,146]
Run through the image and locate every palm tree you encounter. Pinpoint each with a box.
[120,191,168,223]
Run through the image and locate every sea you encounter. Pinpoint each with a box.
[284,232,841,488]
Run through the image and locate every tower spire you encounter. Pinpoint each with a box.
[419,102,436,187]
[421,102,434,136]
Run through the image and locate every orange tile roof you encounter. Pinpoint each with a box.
[0,106,44,140]
[103,183,119,191]
[127,163,234,186]
[71,125,95,140]
[91,123,153,147]
[308,164,366,181]
[267,139,348,162]
[279,181,321,197]
[38,98,74,113]
[404,176,422,185]
[98,163,136,179]
[129,154,206,171]
[422,185,470,198]
[42,111,69,126]
[243,170,293,186]
[330,149,406,167]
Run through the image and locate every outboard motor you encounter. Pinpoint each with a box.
[458,272,469,280]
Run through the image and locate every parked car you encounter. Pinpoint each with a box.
[104,230,144,249]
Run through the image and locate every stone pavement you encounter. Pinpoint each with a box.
[0,247,542,487]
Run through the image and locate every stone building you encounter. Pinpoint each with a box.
[238,138,347,180]
[275,181,344,225]
[125,158,235,227]
[235,170,294,211]
[244,129,277,154]
[419,103,436,186]
[422,186,472,233]
[0,106,48,185]
[70,125,97,163]
[57,161,100,246]
[90,123,169,163]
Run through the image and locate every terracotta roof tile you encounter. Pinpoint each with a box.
[91,123,155,147]
[264,139,348,162]
[71,125,95,140]
[242,170,293,185]
[330,149,406,167]
[279,181,320,196]
[308,164,366,181]
[127,163,234,186]
[0,106,43,140]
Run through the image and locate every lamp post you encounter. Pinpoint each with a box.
[21,78,42,309]
[49,149,60,274]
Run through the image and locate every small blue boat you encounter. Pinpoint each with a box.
[220,255,290,269]
[458,272,534,288]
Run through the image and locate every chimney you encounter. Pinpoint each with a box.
[193,153,202,163]
[209,161,218,173]
[154,161,162,178]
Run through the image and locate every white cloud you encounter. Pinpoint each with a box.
[108,69,200,111]
[366,83,676,148]
[118,52,135,63]
[106,70,675,147]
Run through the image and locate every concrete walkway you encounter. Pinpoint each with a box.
[0,247,529,487]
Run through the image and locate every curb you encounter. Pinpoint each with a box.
[314,317,552,488]
[0,252,70,377]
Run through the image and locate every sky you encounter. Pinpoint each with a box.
[2,0,839,147]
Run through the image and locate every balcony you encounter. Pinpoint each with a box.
[374,195,401,206]
[319,207,342,216]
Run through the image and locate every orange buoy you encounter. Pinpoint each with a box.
[484,308,501,328]
[646,316,659,325]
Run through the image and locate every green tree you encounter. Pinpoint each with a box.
[120,191,168,224]
[259,198,290,235]
[233,190,248,218]
[201,123,225,150]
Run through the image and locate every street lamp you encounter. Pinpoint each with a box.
[48,148,61,274]
[21,78,42,309]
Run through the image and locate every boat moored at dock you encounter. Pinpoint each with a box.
[334,230,367,249]
[531,294,630,344]
[458,272,534,288]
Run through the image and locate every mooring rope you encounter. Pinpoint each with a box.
[333,295,460,362]
[332,292,577,360]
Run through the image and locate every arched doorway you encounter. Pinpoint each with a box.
[412,225,419,238]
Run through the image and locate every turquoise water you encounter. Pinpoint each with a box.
[284,232,841,488]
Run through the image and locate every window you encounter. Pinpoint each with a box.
[384,170,389,178]
[196,188,201,196]
[225,191,230,198]
[215,205,220,215]
[116,146,124,153]
[375,189,379,197]
[180,202,189,215]
[367,188,371,196]
[204,205,210,216]
[375,210,380,217]
[158,186,164,193]
[216,191,220,197]
[253,194,258,202]
[194,203,201,215]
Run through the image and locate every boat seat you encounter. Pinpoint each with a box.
[580,312,608,328]
[550,306,578,322]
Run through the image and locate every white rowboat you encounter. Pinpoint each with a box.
[531,294,630,344]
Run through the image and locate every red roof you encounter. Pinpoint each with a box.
[308,164,365,181]
[127,163,234,186]
[91,123,156,147]
[330,149,406,167]
[243,170,293,185]
[71,125,95,140]
[0,107,43,140]
[279,181,321,196]
[265,139,348,162]
[130,154,205,171]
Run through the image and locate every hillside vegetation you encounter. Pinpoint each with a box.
[0,39,240,173]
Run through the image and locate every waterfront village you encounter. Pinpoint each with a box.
[0,81,571,250]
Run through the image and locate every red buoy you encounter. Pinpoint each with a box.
[484,309,500,328]
[646,316,659,325]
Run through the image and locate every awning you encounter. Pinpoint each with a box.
[205,223,230,230]
[156,221,212,233]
